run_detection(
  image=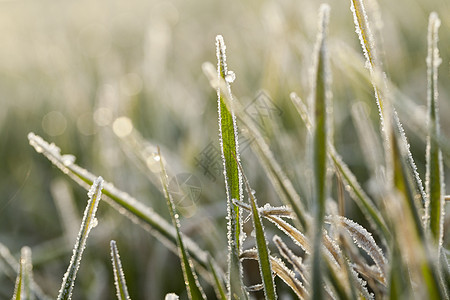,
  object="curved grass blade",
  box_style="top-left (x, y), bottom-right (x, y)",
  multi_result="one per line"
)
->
top-left (12, 247), bottom-right (33, 300)
top-left (215, 35), bottom-right (246, 300)
top-left (57, 176), bottom-right (103, 300)
top-left (290, 92), bottom-right (390, 240)
top-left (240, 249), bottom-right (307, 299)
top-left (110, 240), bottom-right (131, 300)
top-left (273, 236), bottom-right (309, 288)
top-left (326, 216), bottom-right (387, 282)
top-left (350, 0), bottom-right (427, 209)
top-left (27, 133), bottom-right (217, 281)
top-left (202, 62), bottom-right (310, 231)
top-left (425, 12), bottom-right (444, 246)
top-left (158, 149), bottom-right (206, 300)
top-left (310, 5), bottom-right (331, 298)
top-left (236, 160), bottom-right (276, 299)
